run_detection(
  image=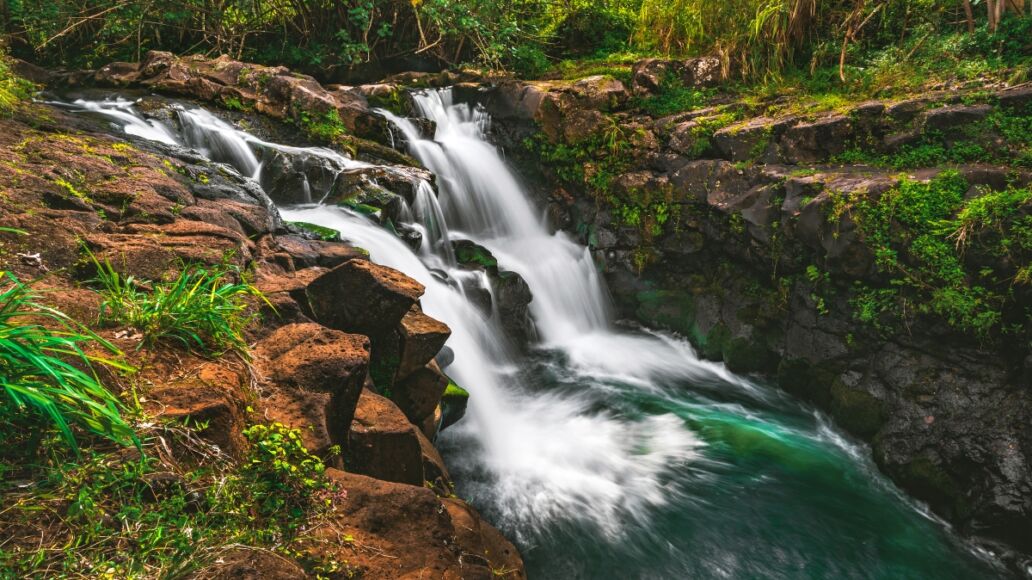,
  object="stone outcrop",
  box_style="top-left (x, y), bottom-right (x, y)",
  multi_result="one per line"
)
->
top-left (474, 73), bottom-right (1032, 561)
